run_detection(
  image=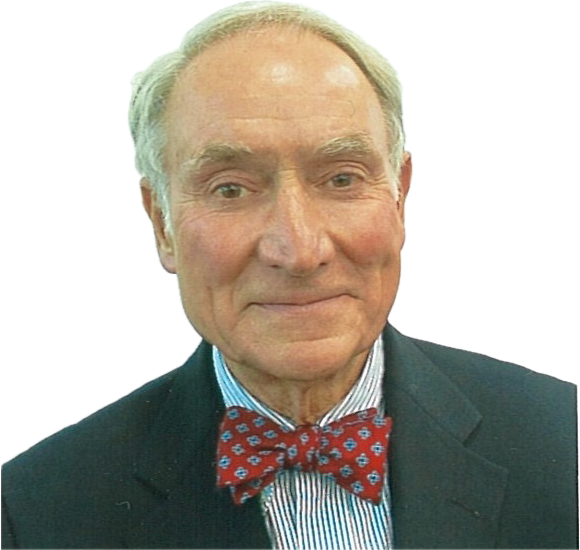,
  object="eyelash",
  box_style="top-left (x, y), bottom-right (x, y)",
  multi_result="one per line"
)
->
top-left (212, 182), bottom-right (248, 199)
top-left (206, 168), bottom-right (368, 200)
top-left (328, 173), bottom-right (358, 188)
